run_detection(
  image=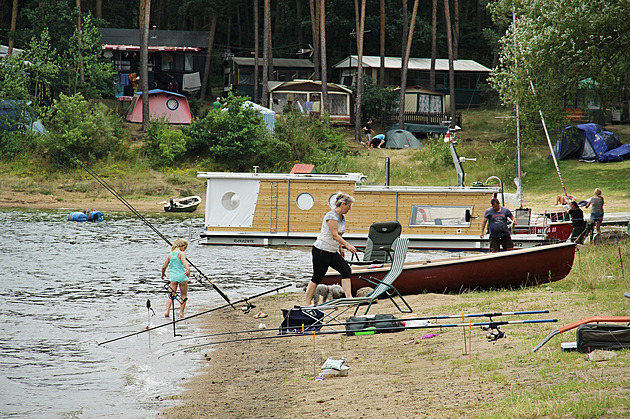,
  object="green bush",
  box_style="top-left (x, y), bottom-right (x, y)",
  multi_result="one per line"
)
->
top-left (183, 91), bottom-right (270, 171)
top-left (143, 120), bottom-right (187, 167)
top-left (43, 93), bottom-right (126, 167)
